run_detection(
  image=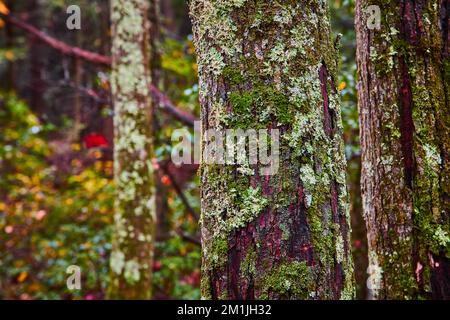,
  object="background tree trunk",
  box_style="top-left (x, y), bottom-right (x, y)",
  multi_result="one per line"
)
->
top-left (27, 0), bottom-right (46, 115)
top-left (108, 0), bottom-right (156, 299)
top-left (3, 0), bottom-right (16, 92)
top-left (72, 31), bottom-right (83, 141)
top-left (190, 0), bottom-right (354, 299)
top-left (356, 0), bottom-right (449, 299)
top-left (149, 0), bottom-right (171, 241)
